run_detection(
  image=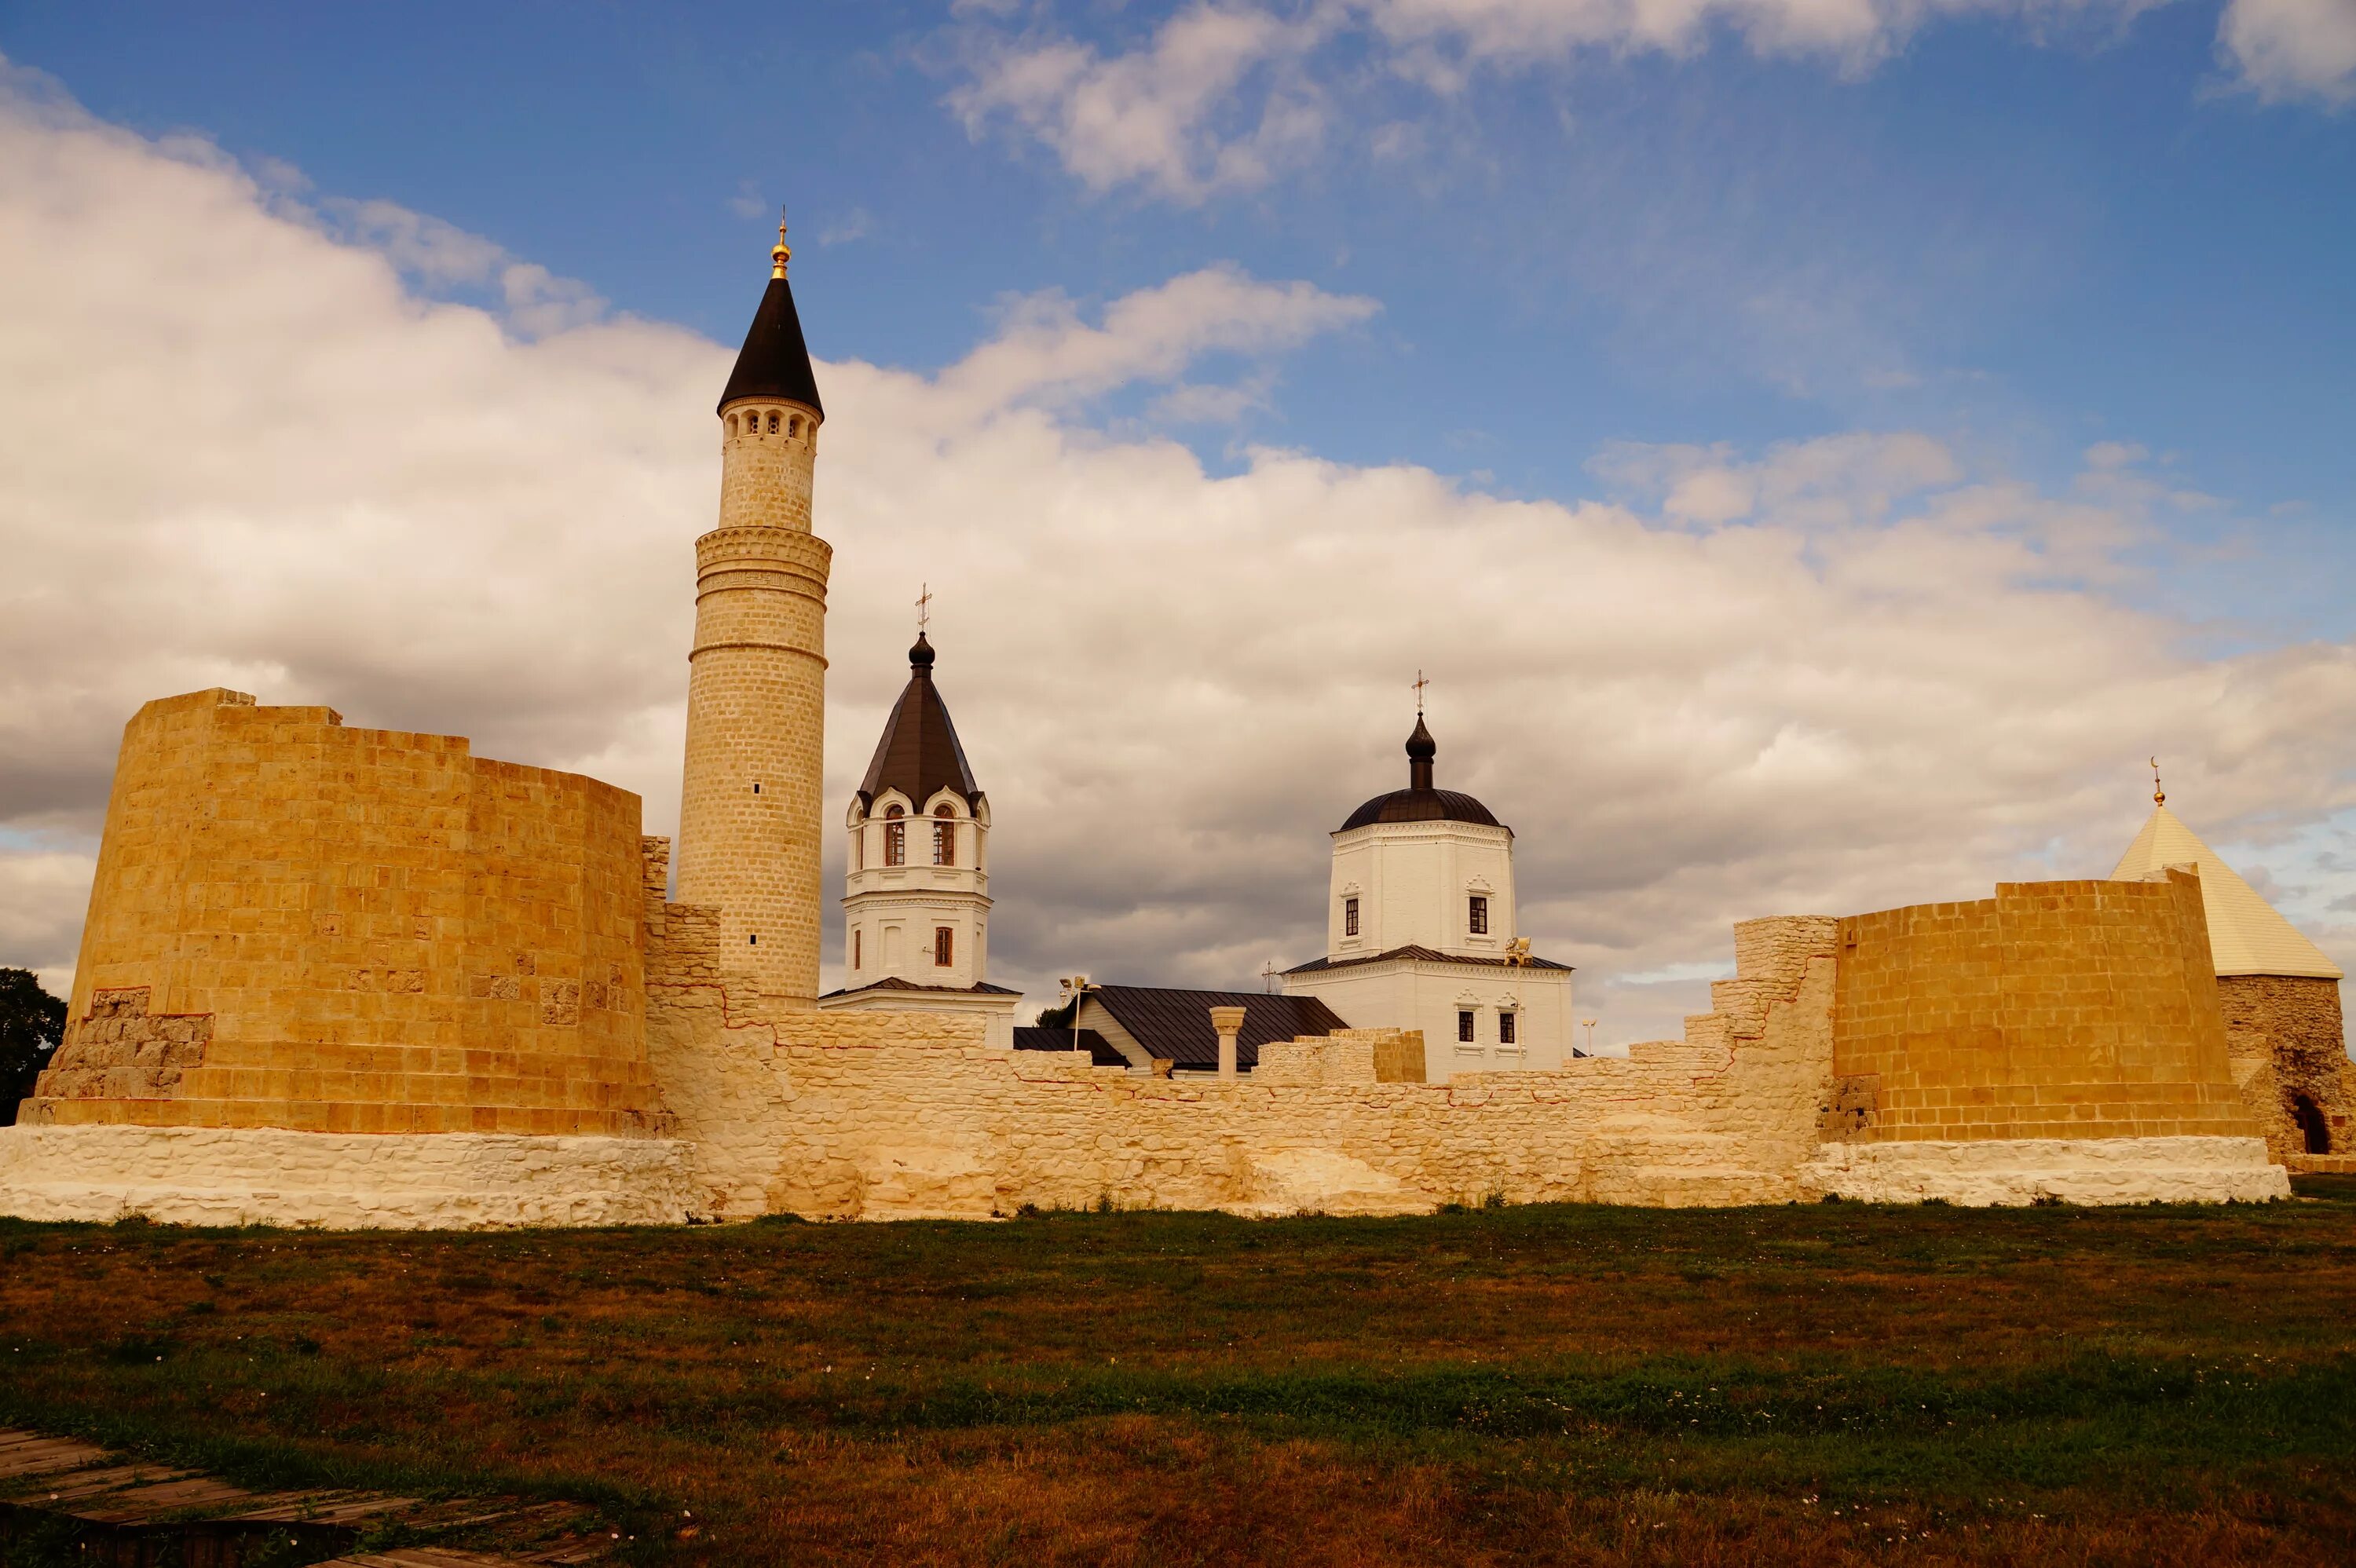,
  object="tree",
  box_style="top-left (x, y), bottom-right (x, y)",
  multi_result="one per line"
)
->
top-left (0, 969), bottom-right (67, 1125)
top-left (1033, 1000), bottom-right (1076, 1029)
